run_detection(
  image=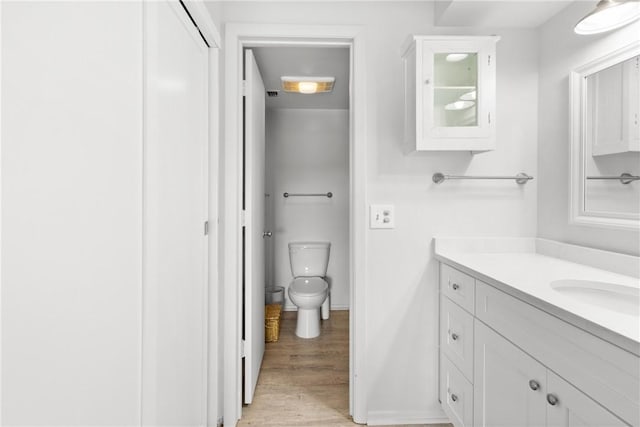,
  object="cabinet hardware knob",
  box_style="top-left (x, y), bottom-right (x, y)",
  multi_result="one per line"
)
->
top-left (451, 333), bottom-right (459, 341)
top-left (425, 79), bottom-right (430, 85)
top-left (546, 394), bottom-right (559, 406)
top-left (451, 393), bottom-right (458, 402)
top-left (528, 380), bottom-right (540, 391)
top-left (263, 231), bottom-right (273, 238)
top-left (452, 283), bottom-right (460, 290)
